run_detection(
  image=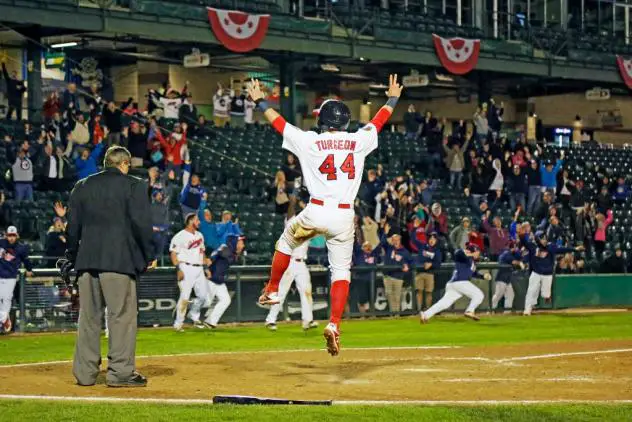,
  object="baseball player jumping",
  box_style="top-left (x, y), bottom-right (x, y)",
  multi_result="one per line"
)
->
top-left (169, 214), bottom-right (211, 332)
top-left (420, 244), bottom-right (491, 323)
top-left (0, 226), bottom-right (33, 334)
top-left (265, 237), bottom-right (317, 331)
top-left (248, 75), bottom-right (402, 356)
